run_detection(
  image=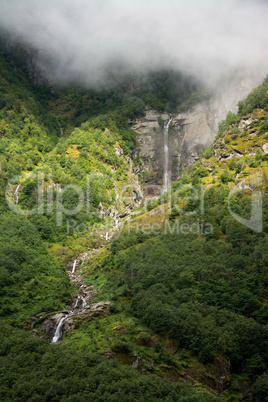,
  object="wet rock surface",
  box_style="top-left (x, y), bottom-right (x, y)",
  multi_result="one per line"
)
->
top-left (26, 258), bottom-right (110, 342)
top-left (130, 75), bottom-right (262, 190)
